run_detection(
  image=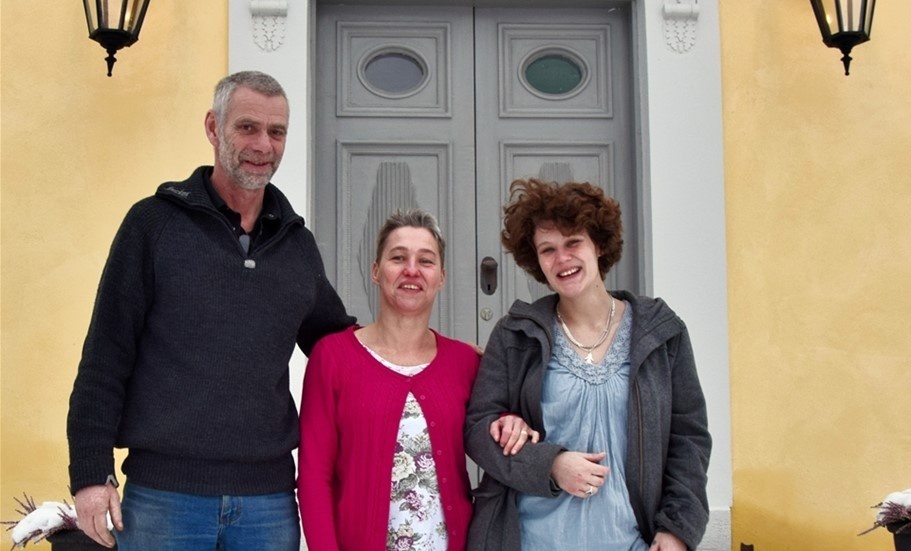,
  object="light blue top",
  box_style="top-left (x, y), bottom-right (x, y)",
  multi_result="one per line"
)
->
top-left (517, 303), bottom-right (648, 551)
